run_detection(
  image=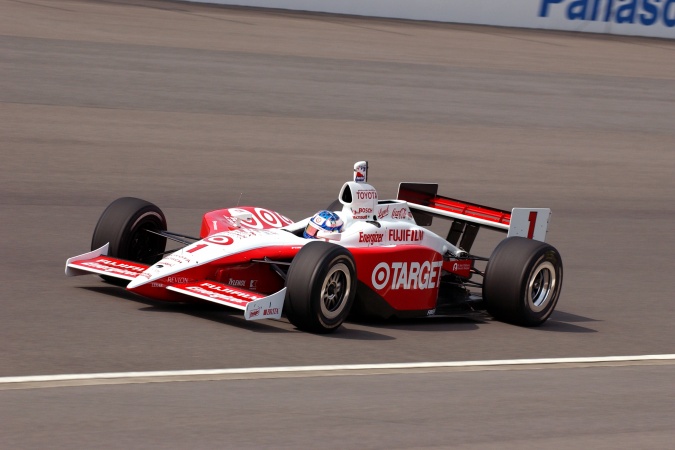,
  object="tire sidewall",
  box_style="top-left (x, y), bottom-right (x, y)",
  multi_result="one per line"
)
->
top-left (91, 197), bottom-right (167, 264)
top-left (516, 246), bottom-right (563, 325)
top-left (285, 241), bottom-right (357, 333)
top-left (309, 253), bottom-right (356, 330)
top-left (483, 237), bottom-right (563, 326)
